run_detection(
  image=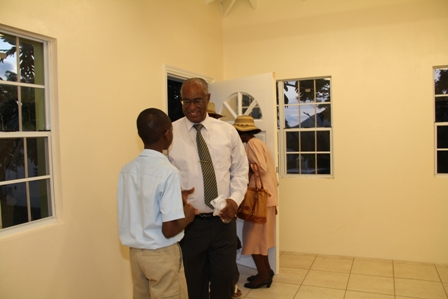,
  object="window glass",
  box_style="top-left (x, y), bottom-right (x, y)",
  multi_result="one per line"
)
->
top-left (21, 87), bottom-right (46, 131)
top-left (29, 179), bottom-right (51, 221)
top-left (20, 38), bottom-right (44, 85)
top-left (0, 182), bottom-right (28, 228)
top-left (27, 137), bottom-right (49, 177)
top-left (0, 84), bottom-right (19, 131)
top-left (0, 33), bottom-right (17, 82)
top-left (0, 138), bottom-right (24, 181)
top-left (437, 151), bottom-right (448, 173)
